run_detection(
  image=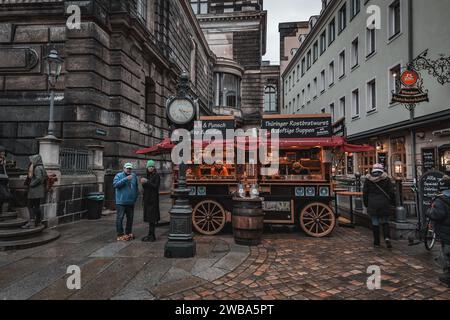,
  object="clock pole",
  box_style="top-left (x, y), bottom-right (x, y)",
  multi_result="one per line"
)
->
top-left (164, 72), bottom-right (197, 258)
